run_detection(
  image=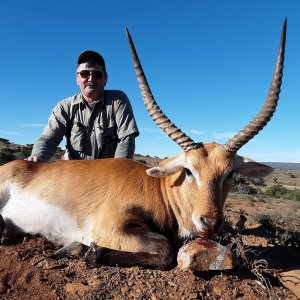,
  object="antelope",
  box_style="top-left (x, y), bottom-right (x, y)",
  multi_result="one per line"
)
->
top-left (0, 20), bottom-right (286, 269)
